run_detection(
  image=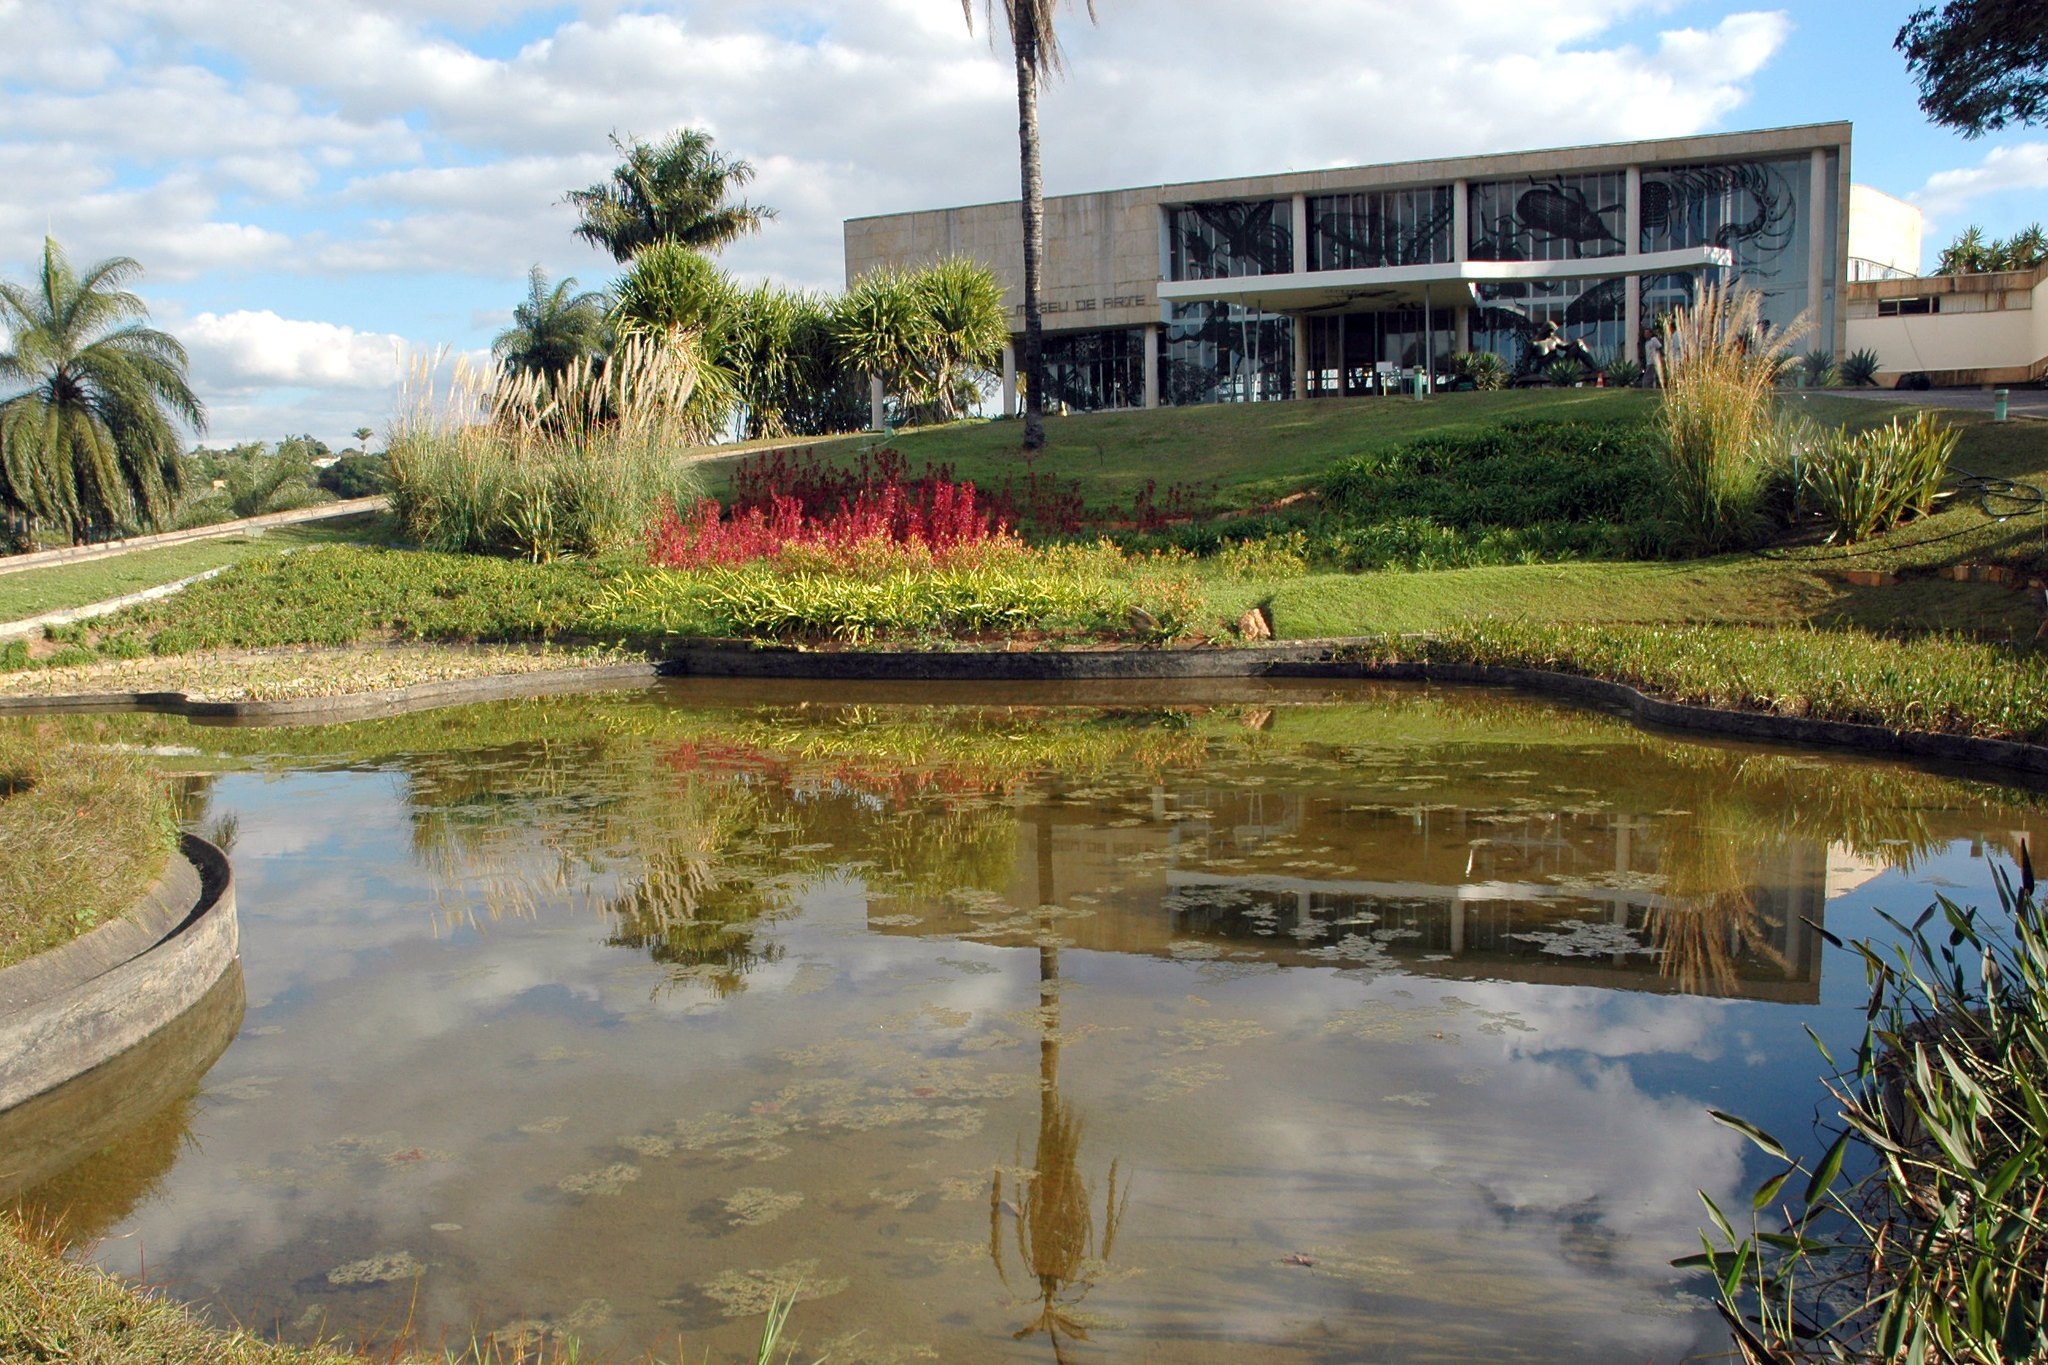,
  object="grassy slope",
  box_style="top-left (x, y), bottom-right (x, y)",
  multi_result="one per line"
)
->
top-left (0, 515), bottom-right (394, 622)
top-left (0, 725), bottom-right (176, 969)
top-left (1192, 399), bottom-right (2048, 639)
top-left (693, 388), bottom-right (1666, 505)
